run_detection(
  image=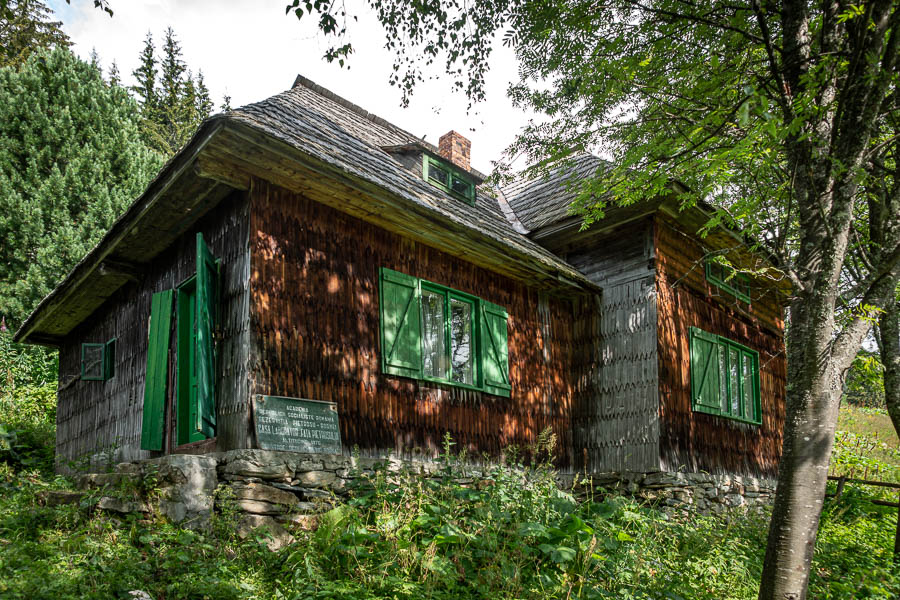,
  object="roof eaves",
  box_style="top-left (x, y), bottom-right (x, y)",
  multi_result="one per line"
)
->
top-left (13, 117), bottom-right (227, 345)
